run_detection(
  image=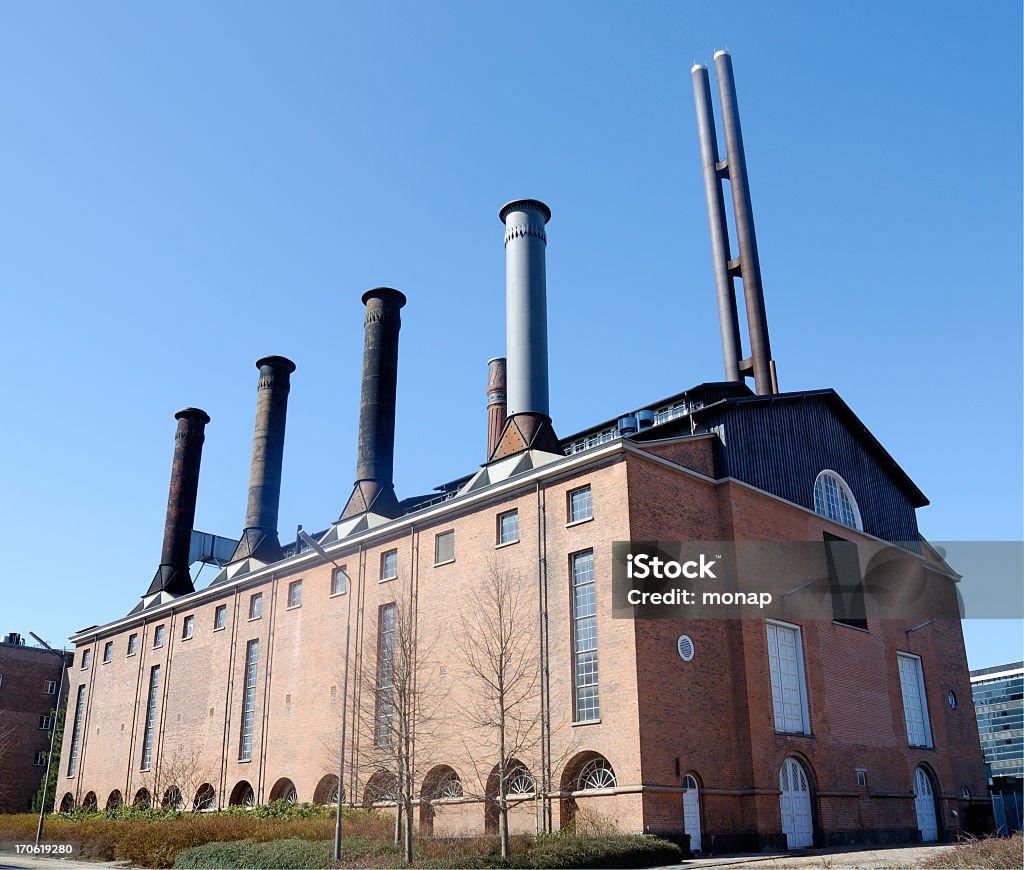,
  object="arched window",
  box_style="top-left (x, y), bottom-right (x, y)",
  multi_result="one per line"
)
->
top-left (507, 764), bottom-right (536, 797)
top-left (269, 778), bottom-right (297, 803)
top-left (813, 470), bottom-right (861, 530)
top-left (577, 757), bottom-right (616, 791)
top-left (229, 780), bottom-right (255, 807)
top-left (82, 792), bottom-right (98, 812)
top-left (133, 788), bottom-right (152, 808)
top-left (162, 786), bottom-right (182, 810)
top-left (59, 793), bottom-right (75, 813)
top-left (194, 784), bottom-right (216, 811)
top-left (105, 790), bottom-right (123, 810)
top-left (313, 774), bottom-right (341, 806)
